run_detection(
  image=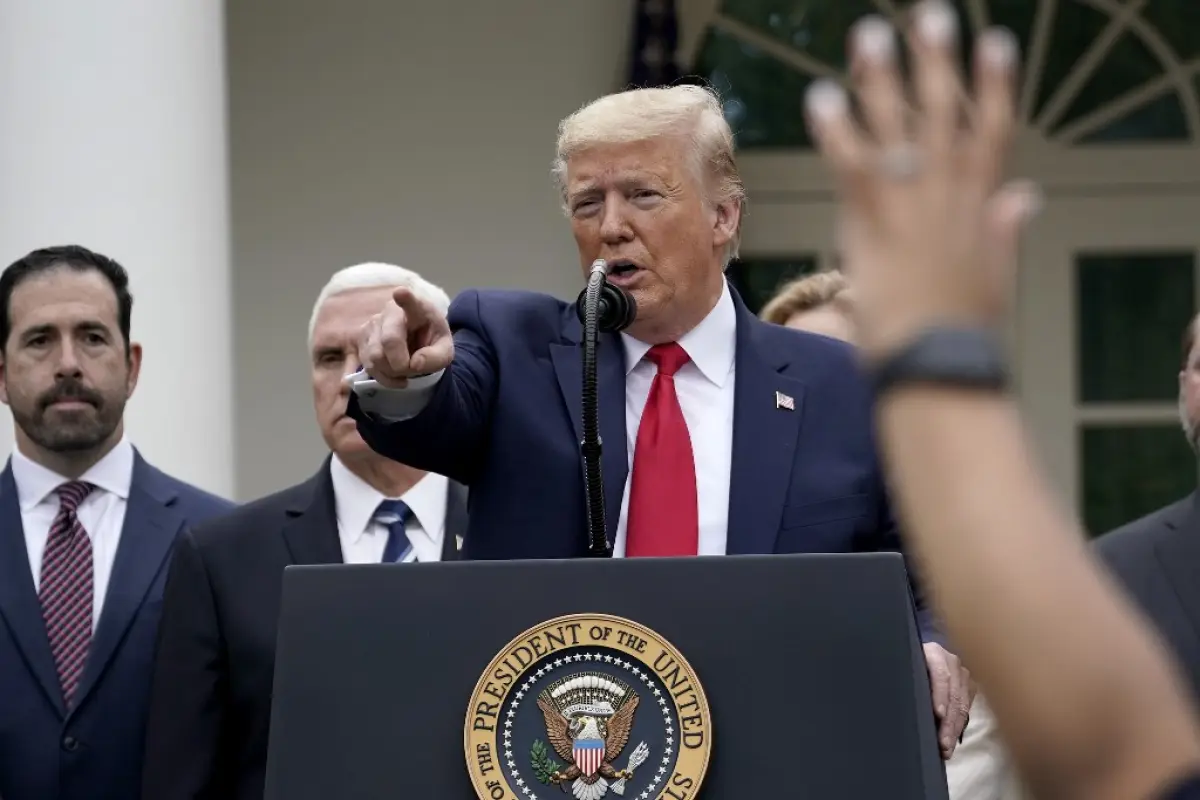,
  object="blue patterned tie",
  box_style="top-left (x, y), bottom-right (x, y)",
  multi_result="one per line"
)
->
top-left (375, 499), bottom-right (413, 563)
